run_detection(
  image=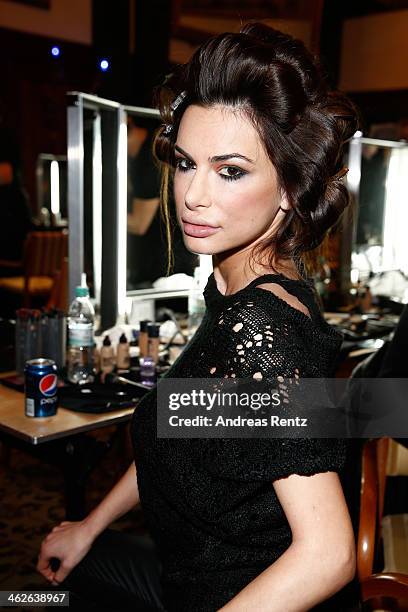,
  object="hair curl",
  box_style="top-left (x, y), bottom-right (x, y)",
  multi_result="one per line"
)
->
top-left (152, 22), bottom-right (360, 276)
